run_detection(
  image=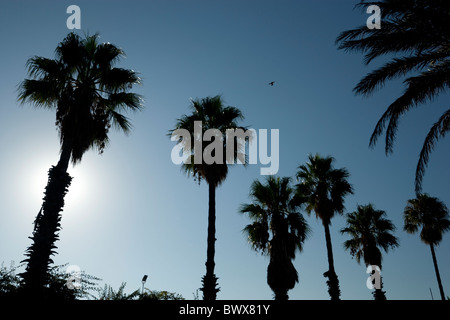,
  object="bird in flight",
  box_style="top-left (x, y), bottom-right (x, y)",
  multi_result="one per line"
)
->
top-left (268, 81), bottom-right (275, 86)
